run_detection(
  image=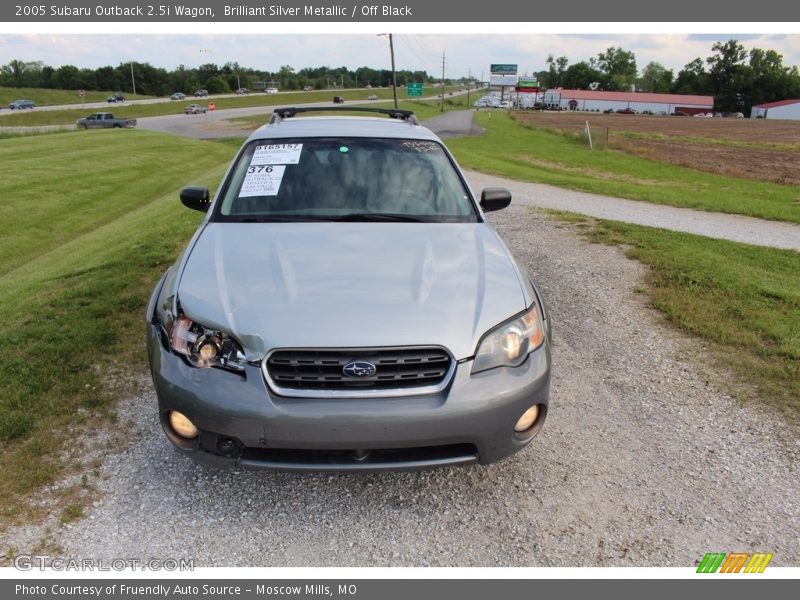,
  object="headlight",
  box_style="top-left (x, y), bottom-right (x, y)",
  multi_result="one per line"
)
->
top-left (472, 304), bottom-right (545, 373)
top-left (170, 315), bottom-right (247, 373)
